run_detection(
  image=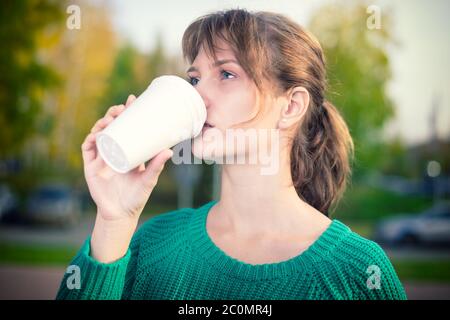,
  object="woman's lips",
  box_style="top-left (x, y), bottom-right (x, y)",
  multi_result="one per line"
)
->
top-left (202, 122), bottom-right (214, 133)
